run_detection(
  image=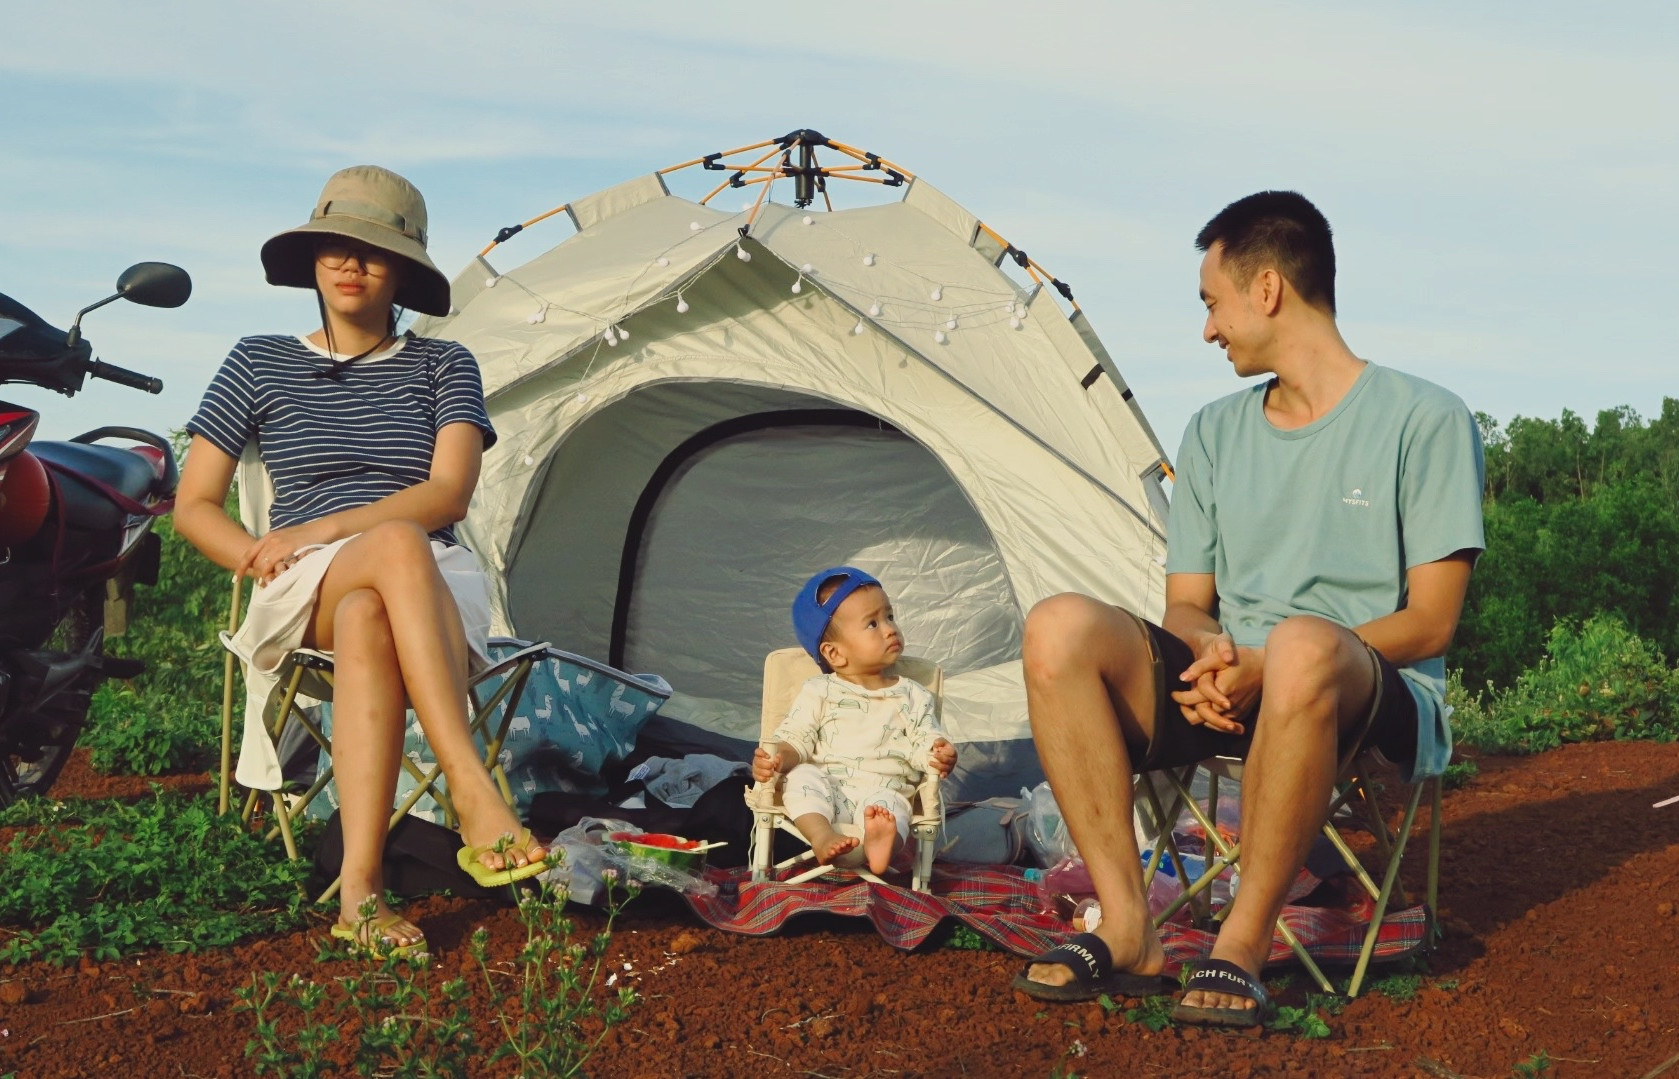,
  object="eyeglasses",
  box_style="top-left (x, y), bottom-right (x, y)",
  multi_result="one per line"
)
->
top-left (317, 241), bottom-right (392, 277)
